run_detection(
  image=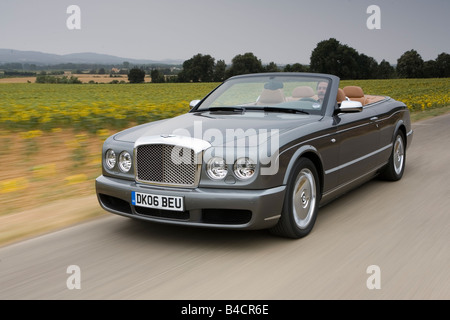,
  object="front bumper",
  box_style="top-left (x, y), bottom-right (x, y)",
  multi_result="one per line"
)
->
top-left (95, 175), bottom-right (286, 230)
